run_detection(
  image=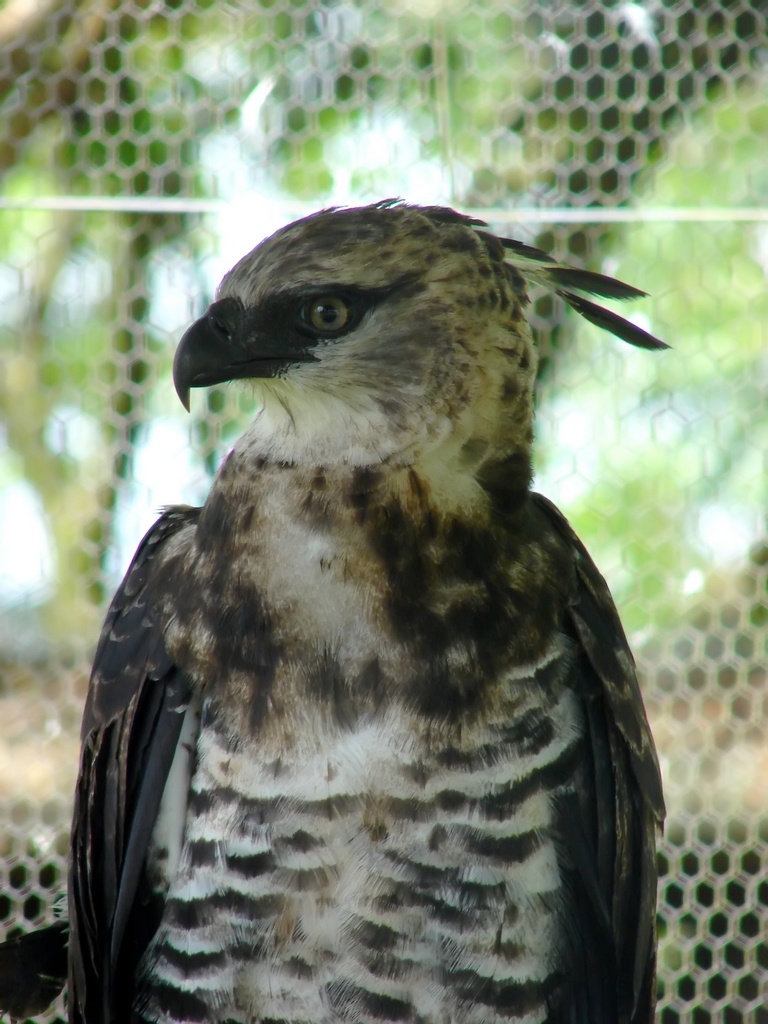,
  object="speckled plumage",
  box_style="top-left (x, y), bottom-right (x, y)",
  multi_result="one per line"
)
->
top-left (0, 203), bottom-right (665, 1024)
